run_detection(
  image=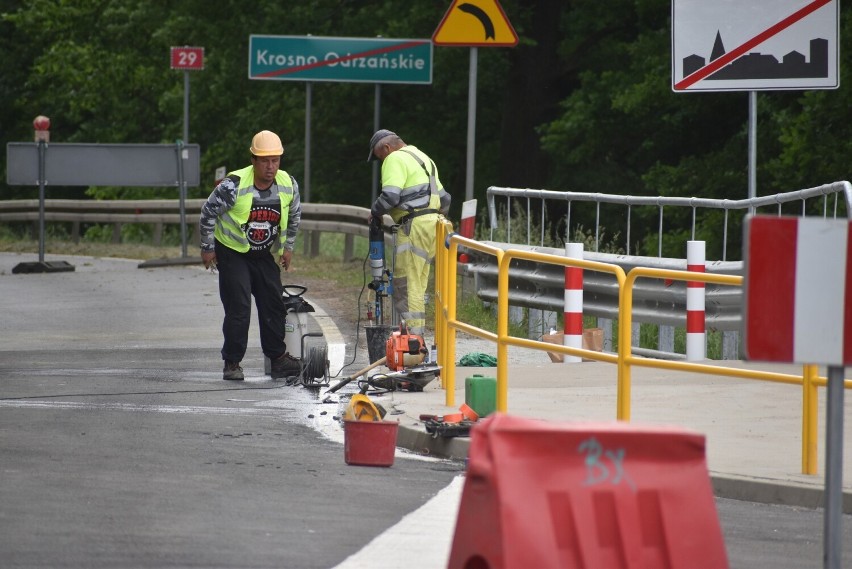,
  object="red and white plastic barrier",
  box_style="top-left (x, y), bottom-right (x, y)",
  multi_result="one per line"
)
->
top-left (686, 240), bottom-right (705, 361)
top-left (448, 414), bottom-right (729, 569)
top-left (563, 243), bottom-right (583, 364)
